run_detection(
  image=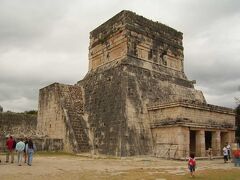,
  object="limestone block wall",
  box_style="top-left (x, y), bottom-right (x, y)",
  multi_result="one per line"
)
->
top-left (0, 112), bottom-right (37, 137)
top-left (180, 106), bottom-right (234, 125)
top-left (126, 21), bottom-right (184, 73)
top-left (151, 126), bottom-right (189, 159)
top-left (33, 138), bottom-right (63, 152)
top-left (78, 66), bottom-right (127, 156)
top-left (85, 11), bottom-right (206, 157)
top-left (0, 112), bottom-right (63, 152)
top-left (89, 29), bottom-right (128, 71)
top-left (37, 83), bottom-right (66, 139)
top-left (76, 58), bottom-right (207, 156)
top-left (37, 83), bottom-right (71, 152)
top-left (78, 60), bottom-right (206, 156)
top-left (123, 10), bottom-right (184, 73)
top-left (89, 10), bottom-right (186, 79)
top-left (89, 11), bottom-right (128, 71)
top-left (123, 63), bottom-right (205, 104)
top-left (37, 83), bottom-right (90, 153)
